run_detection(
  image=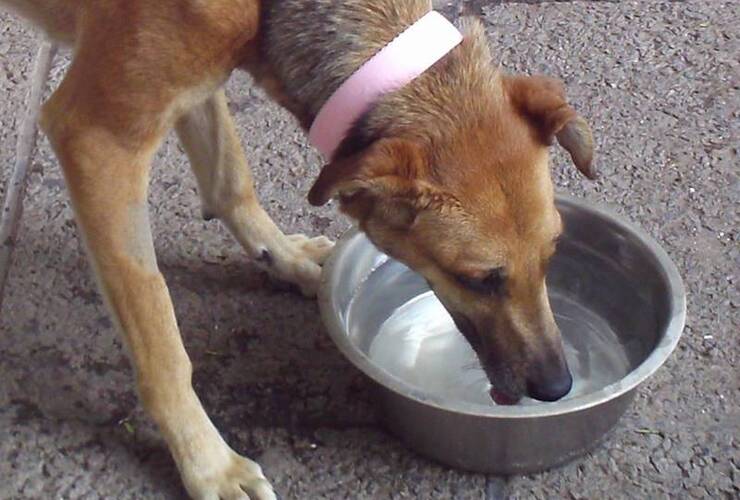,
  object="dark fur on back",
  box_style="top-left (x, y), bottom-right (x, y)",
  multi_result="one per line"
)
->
top-left (253, 0), bottom-right (498, 162)
top-left (260, 0), bottom-right (431, 117)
